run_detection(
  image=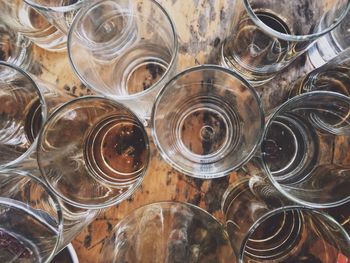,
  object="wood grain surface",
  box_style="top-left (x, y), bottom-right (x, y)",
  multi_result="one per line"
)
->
top-left (25, 0), bottom-right (342, 262)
